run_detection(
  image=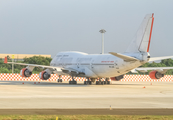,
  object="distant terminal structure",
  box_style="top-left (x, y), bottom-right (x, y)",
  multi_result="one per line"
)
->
top-left (0, 54), bottom-right (51, 61)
